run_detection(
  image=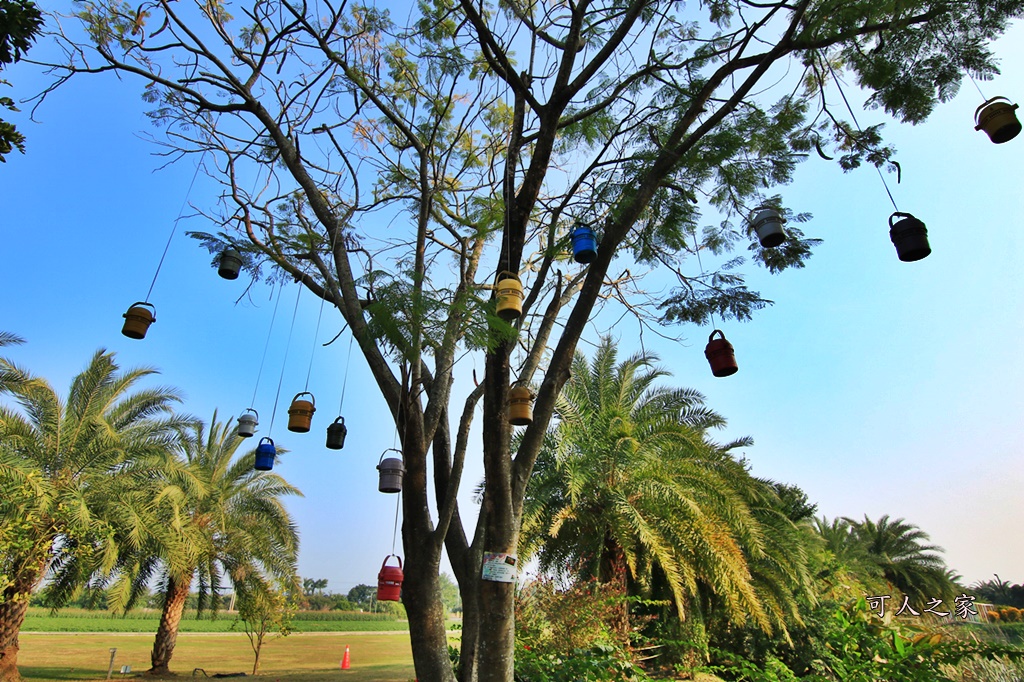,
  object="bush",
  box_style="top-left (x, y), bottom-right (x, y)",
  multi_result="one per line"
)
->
top-left (513, 576), bottom-right (646, 682)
